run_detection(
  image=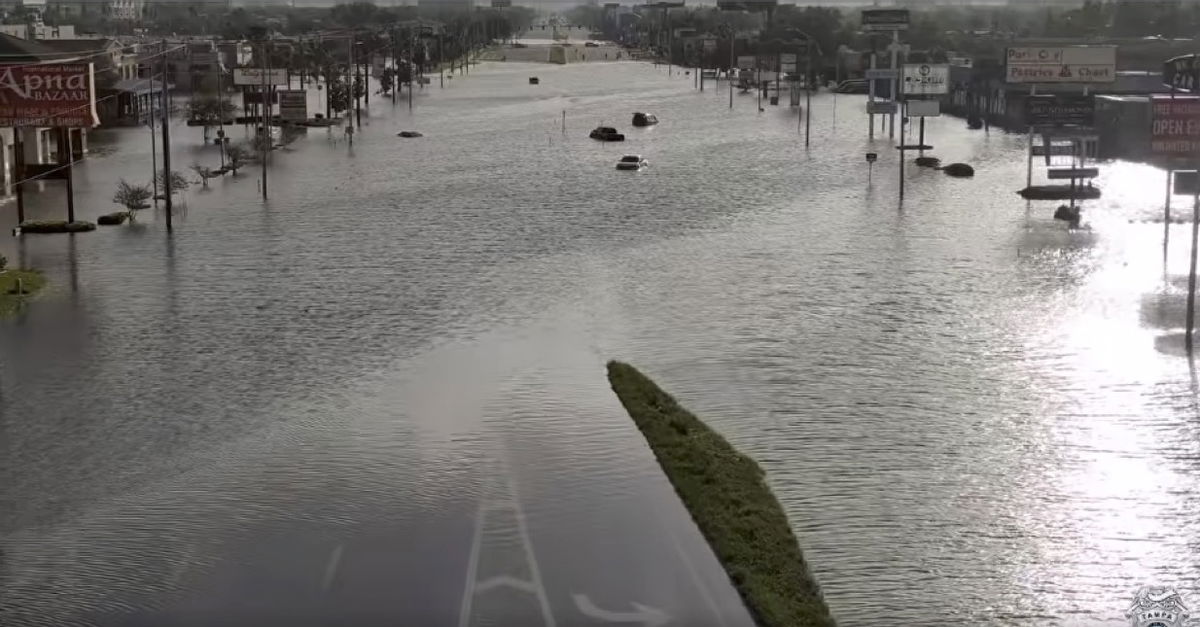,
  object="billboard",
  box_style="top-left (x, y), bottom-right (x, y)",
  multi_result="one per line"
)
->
top-left (234, 67), bottom-right (288, 86)
top-left (278, 90), bottom-right (306, 121)
top-left (902, 63), bottom-right (948, 95)
top-left (861, 9), bottom-right (909, 31)
top-left (737, 55), bottom-right (755, 69)
top-left (1151, 96), bottom-right (1200, 156)
top-left (1024, 95), bottom-right (1095, 127)
top-left (1005, 46), bottom-right (1116, 84)
top-left (0, 63), bottom-right (98, 127)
